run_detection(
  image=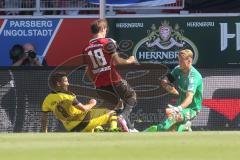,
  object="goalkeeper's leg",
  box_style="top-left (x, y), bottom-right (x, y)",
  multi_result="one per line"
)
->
top-left (177, 108), bottom-right (197, 132)
top-left (144, 118), bottom-right (176, 132)
top-left (144, 108), bottom-right (183, 132)
top-left (177, 121), bottom-right (192, 132)
top-left (143, 125), bottom-right (158, 132)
